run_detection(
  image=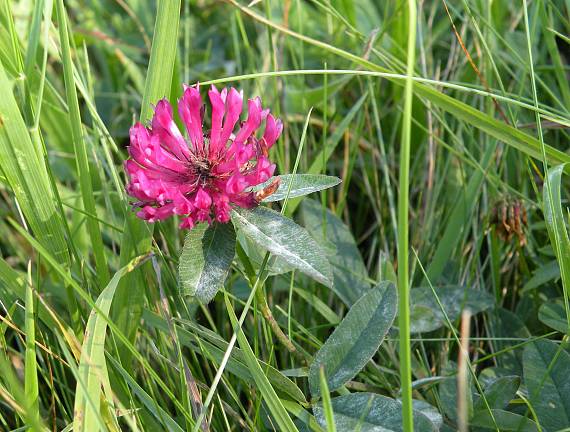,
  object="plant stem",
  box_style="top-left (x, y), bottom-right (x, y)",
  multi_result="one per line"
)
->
top-left (236, 243), bottom-right (307, 363)
top-left (193, 252), bottom-right (270, 432)
top-left (397, 1), bottom-right (417, 431)
top-left (254, 285), bottom-right (307, 363)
